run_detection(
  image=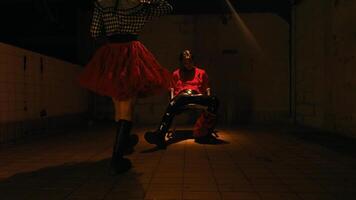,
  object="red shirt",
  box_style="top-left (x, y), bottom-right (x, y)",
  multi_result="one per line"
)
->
top-left (172, 67), bottom-right (209, 96)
